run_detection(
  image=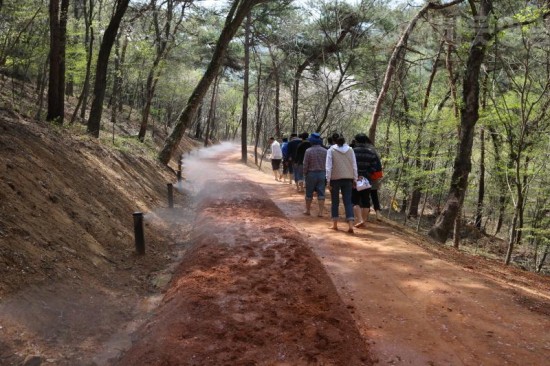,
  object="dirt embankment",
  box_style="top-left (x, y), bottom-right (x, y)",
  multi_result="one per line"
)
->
top-left (0, 113), bottom-right (198, 364)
